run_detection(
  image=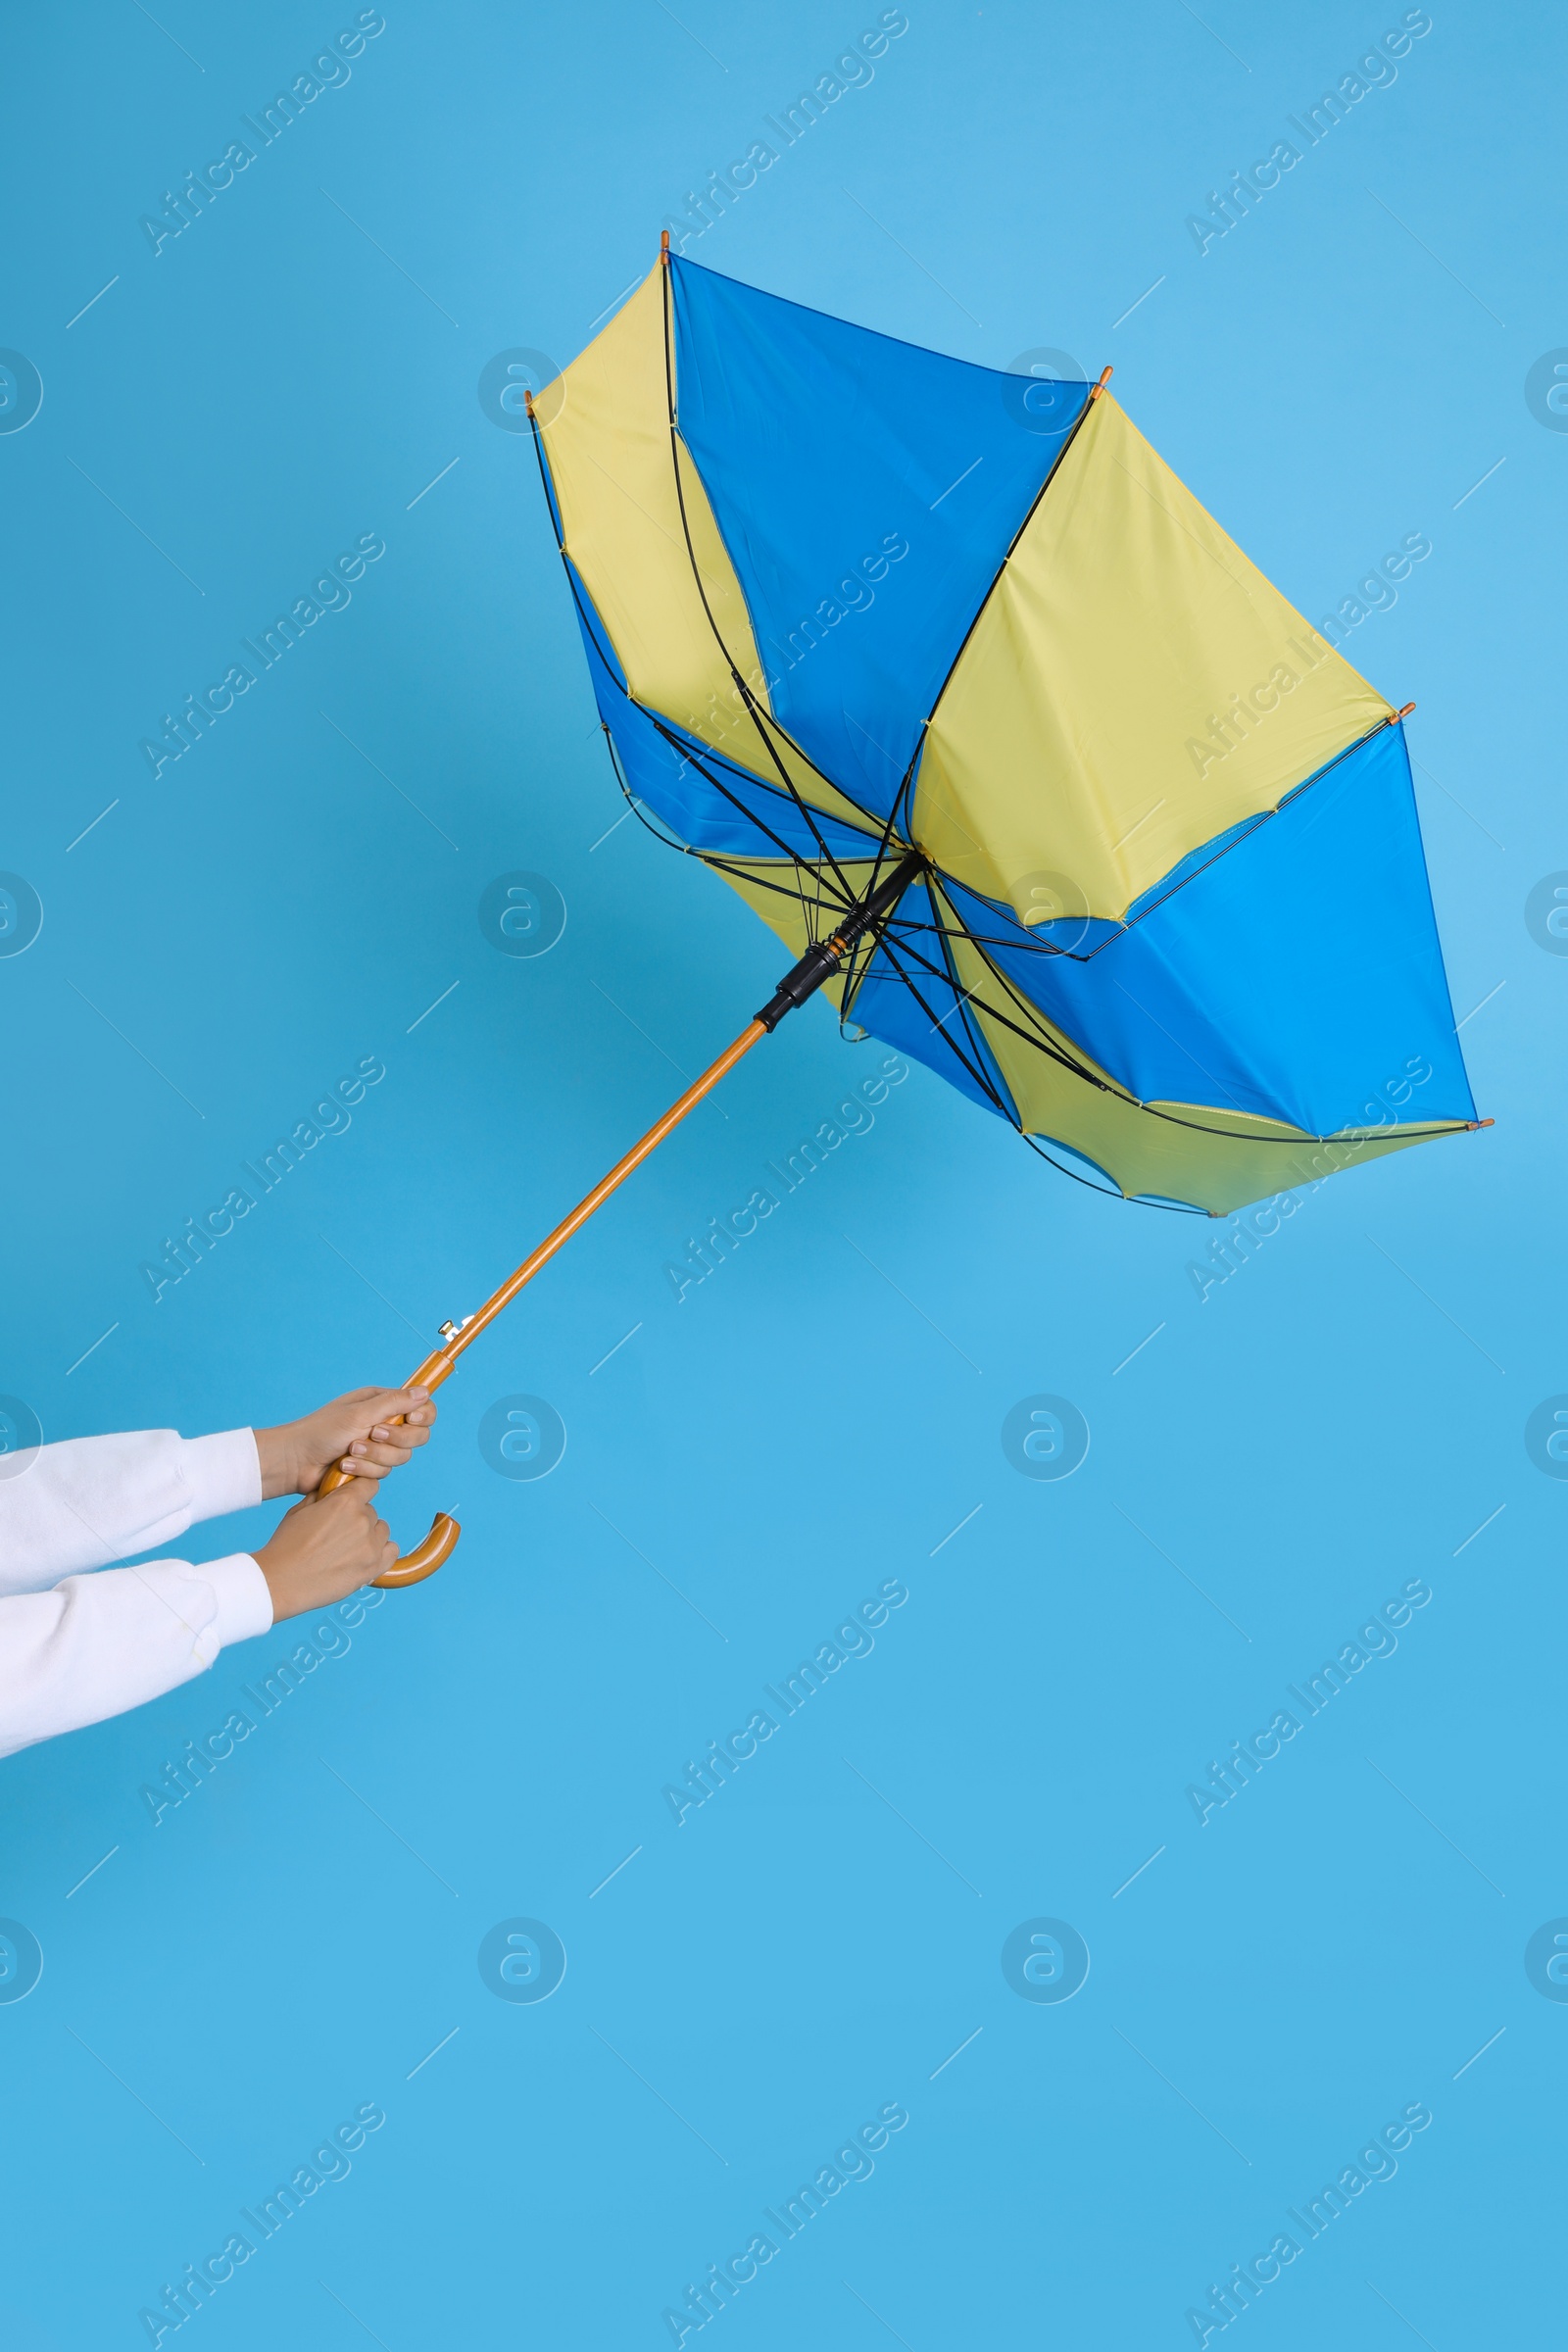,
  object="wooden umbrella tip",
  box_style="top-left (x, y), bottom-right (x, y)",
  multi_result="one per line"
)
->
top-left (1090, 365), bottom-right (1113, 401)
top-left (1396, 701), bottom-right (1416, 718)
top-left (661, 228), bottom-right (670, 263)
